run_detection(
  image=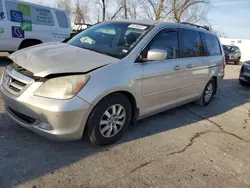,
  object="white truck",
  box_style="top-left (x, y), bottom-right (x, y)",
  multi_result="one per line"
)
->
top-left (0, 0), bottom-right (71, 52)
